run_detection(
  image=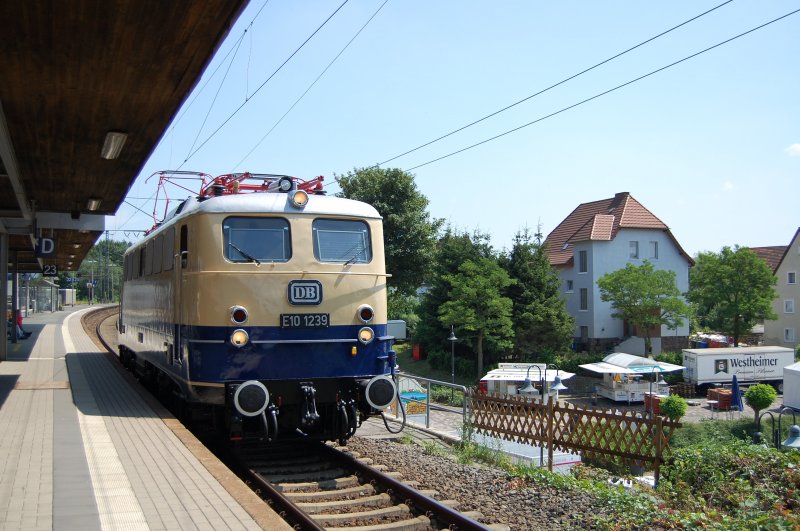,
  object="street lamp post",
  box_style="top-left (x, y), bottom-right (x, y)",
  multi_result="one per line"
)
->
top-left (85, 260), bottom-right (96, 305)
top-left (447, 326), bottom-right (457, 386)
top-left (648, 366), bottom-right (667, 417)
